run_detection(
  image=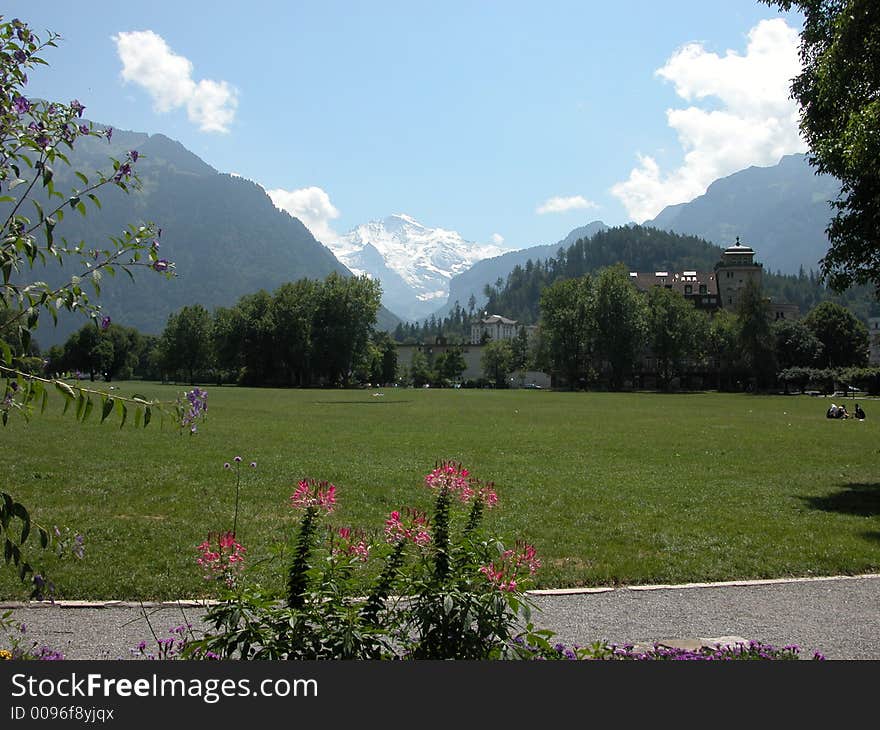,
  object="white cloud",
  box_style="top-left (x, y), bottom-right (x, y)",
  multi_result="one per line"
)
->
top-left (536, 195), bottom-right (598, 215)
top-left (611, 18), bottom-right (806, 222)
top-left (267, 186), bottom-right (341, 244)
top-left (113, 30), bottom-right (238, 133)
top-left (491, 233), bottom-right (505, 246)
